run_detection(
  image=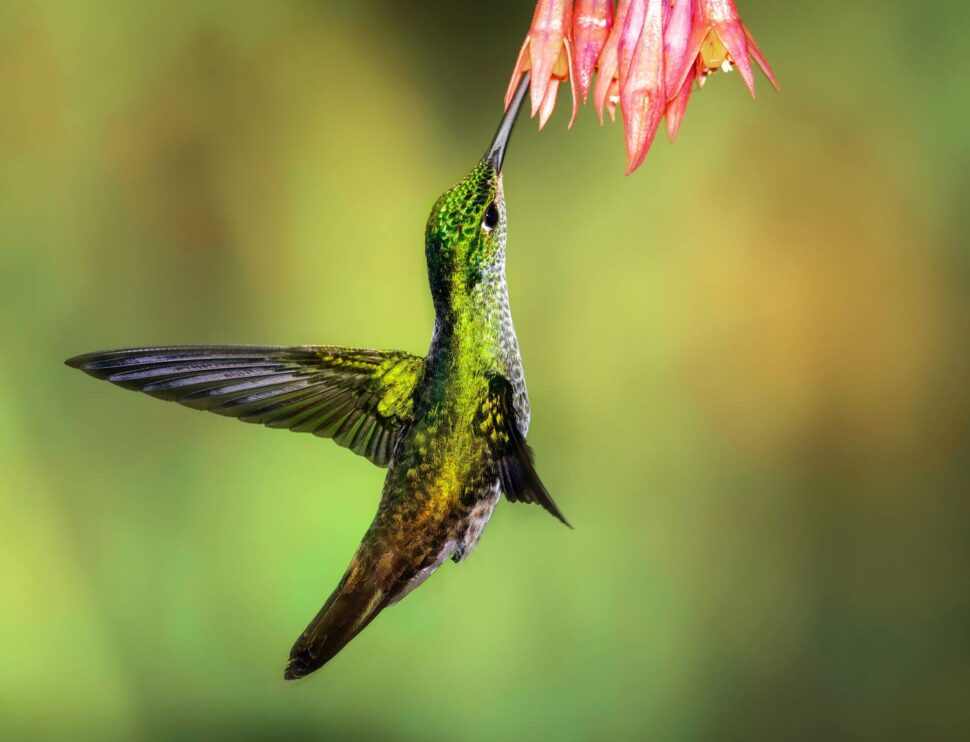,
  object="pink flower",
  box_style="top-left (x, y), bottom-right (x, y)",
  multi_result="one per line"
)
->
top-left (505, 0), bottom-right (778, 172)
top-left (505, 0), bottom-right (578, 129)
top-left (667, 0), bottom-right (778, 102)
